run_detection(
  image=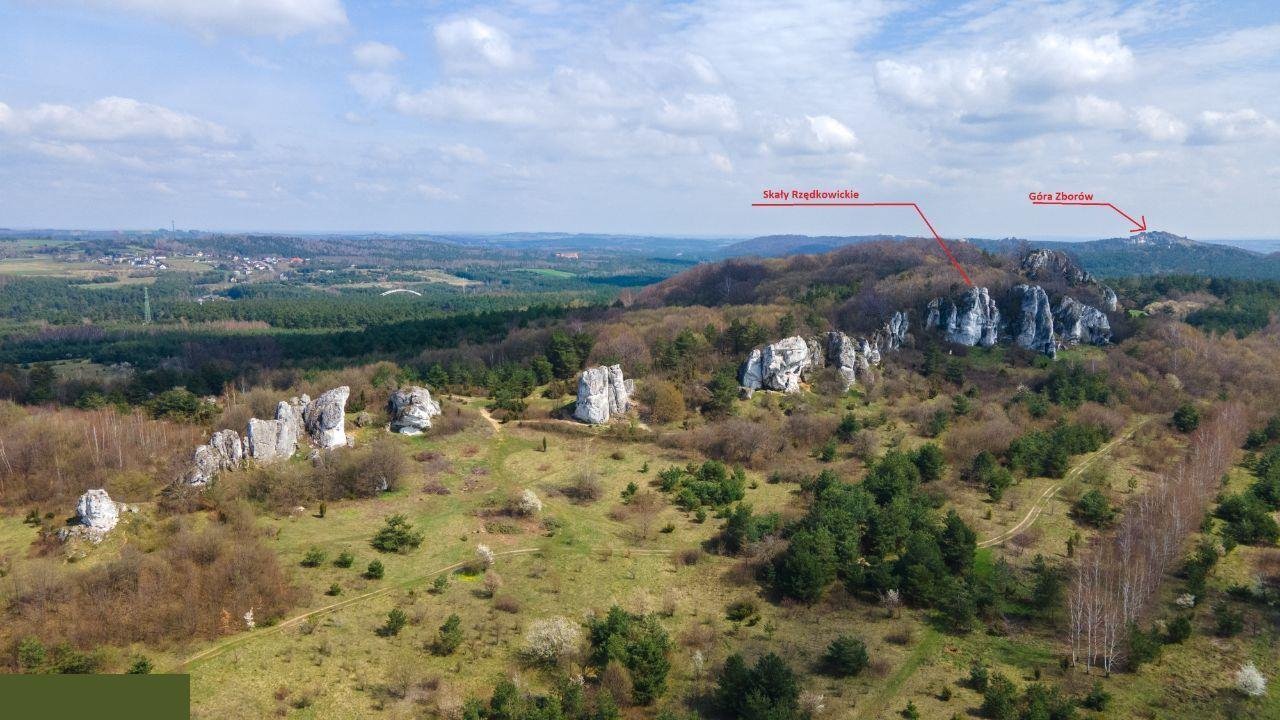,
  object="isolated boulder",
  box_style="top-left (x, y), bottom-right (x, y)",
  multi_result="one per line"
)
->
top-left (739, 336), bottom-right (814, 393)
top-left (304, 386), bottom-right (349, 449)
top-left (574, 365), bottom-right (633, 424)
top-left (246, 402), bottom-right (300, 463)
top-left (927, 287), bottom-right (1000, 347)
top-left (1056, 296), bottom-right (1112, 346)
top-left (387, 386), bottom-right (442, 435)
top-left (75, 488), bottom-right (119, 532)
top-left (1012, 285), bottom-right (1057, 357)
top-left (185, 429), bottom-right (244, 486)
top-left (1021, 248), bottom-right (1093, 285)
